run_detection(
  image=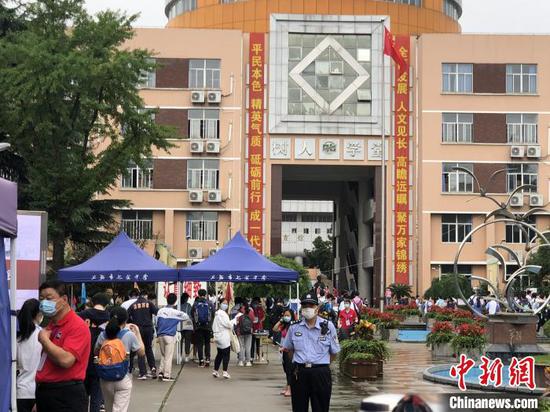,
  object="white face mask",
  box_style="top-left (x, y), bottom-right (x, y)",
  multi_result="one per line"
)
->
top-left (220, 303), bottom-right (228, 311)
top-left (319, 297), bottom-right (326, 303)
top-left (344, 303), bottom-right (351, 309)
top-left (301, 308), bottom-right (316, 320)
